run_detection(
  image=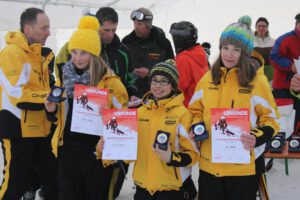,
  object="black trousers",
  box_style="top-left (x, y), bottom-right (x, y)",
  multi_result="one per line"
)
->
top-left (198, 170), bottom-right (259, 200)
top-left (57, 145), bottom-right (113, 200)
top-left (0, 136), bottom-right (58, 200)
top-left (134, 185), bottom-right (181, 200)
